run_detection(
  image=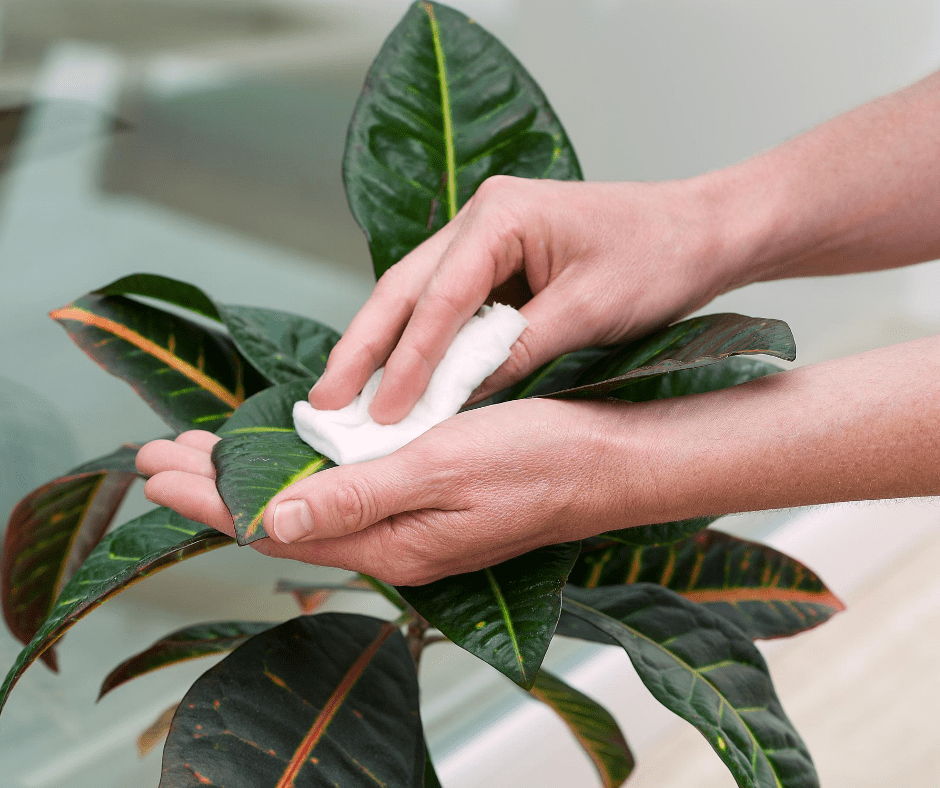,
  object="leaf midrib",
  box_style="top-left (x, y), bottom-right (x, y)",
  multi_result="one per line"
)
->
top-left (424, 3), bottom-right (457, 219)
